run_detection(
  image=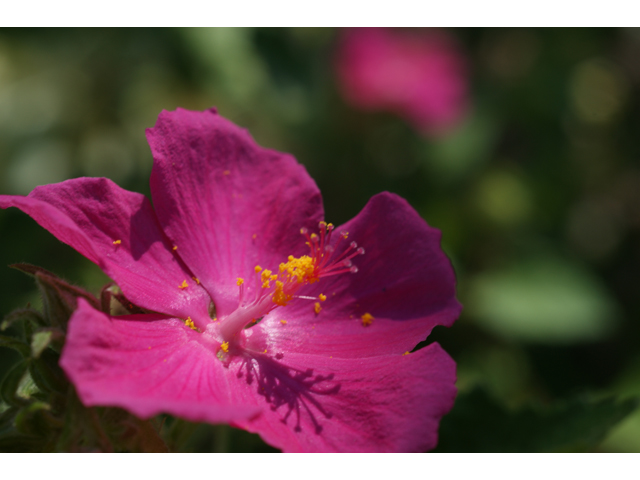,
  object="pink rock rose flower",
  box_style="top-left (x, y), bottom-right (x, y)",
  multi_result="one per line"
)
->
top-left (0, 108), bottom-right (461, 452)
top-left (335, 27), bottom-right (468, 137)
